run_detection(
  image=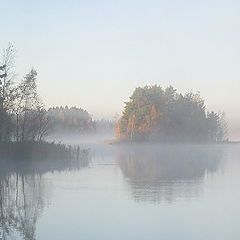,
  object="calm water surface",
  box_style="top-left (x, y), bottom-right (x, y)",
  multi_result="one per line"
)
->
top-left (1, 144), bottom-right (240, 240)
